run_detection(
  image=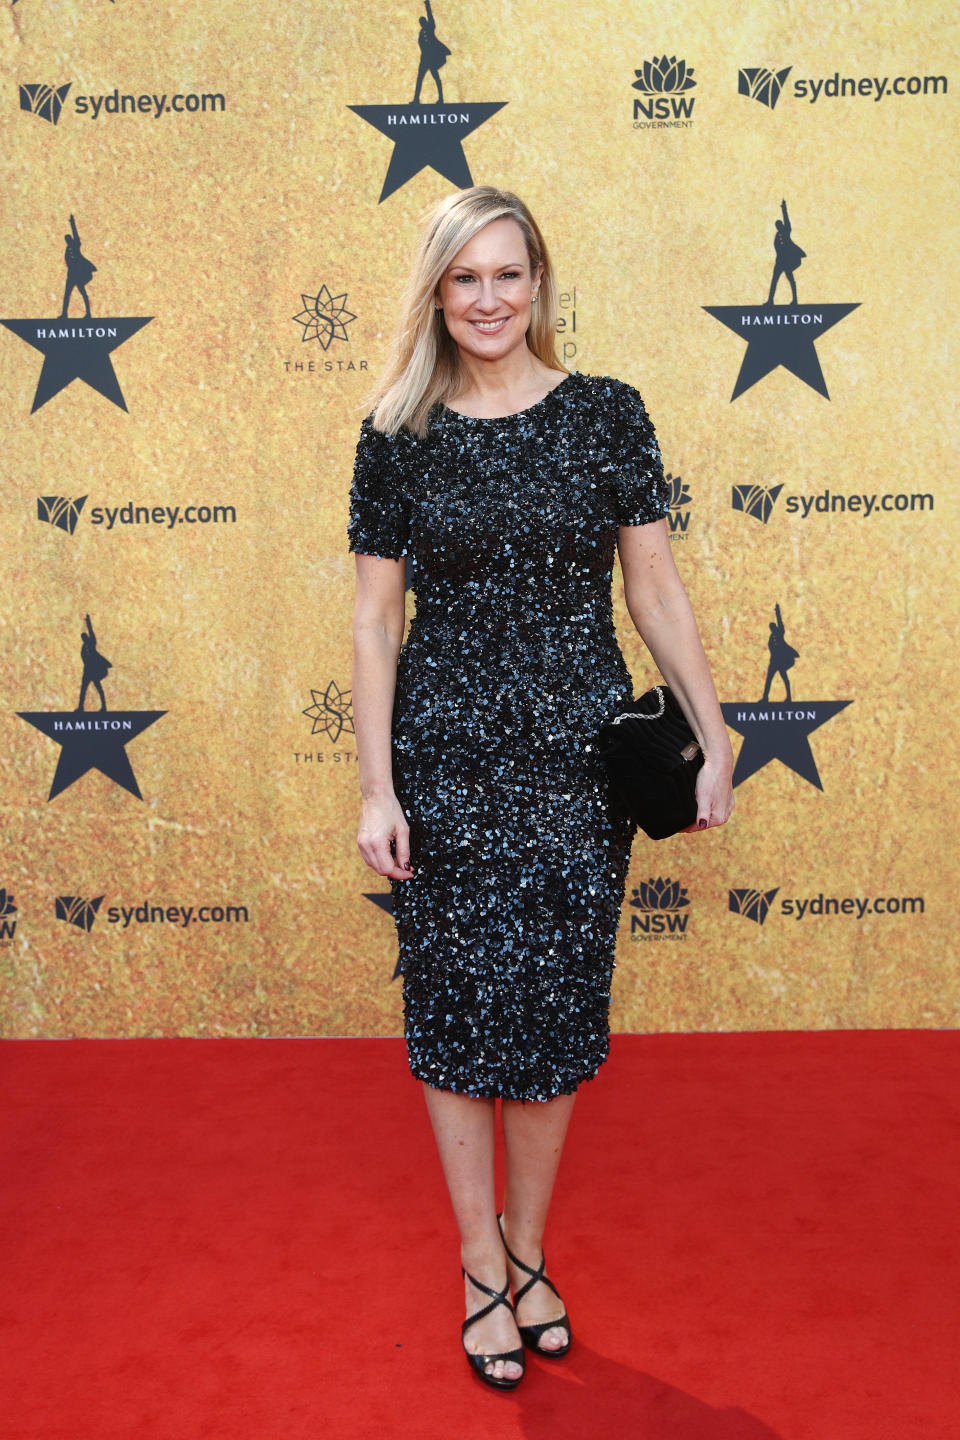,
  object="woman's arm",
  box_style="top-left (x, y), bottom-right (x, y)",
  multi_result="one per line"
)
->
top-left (352, 553), bottom-right (415, 878)
top-left (618, 519), bottom-right (734, 830)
